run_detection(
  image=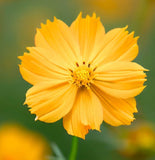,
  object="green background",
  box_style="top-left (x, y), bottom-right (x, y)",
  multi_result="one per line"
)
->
top-left (0, 0), bottom-right (155, 159)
